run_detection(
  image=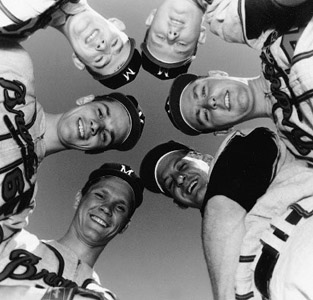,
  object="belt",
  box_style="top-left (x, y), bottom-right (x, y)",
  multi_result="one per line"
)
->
top-left (254, 209), bottom-right (302, 299)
